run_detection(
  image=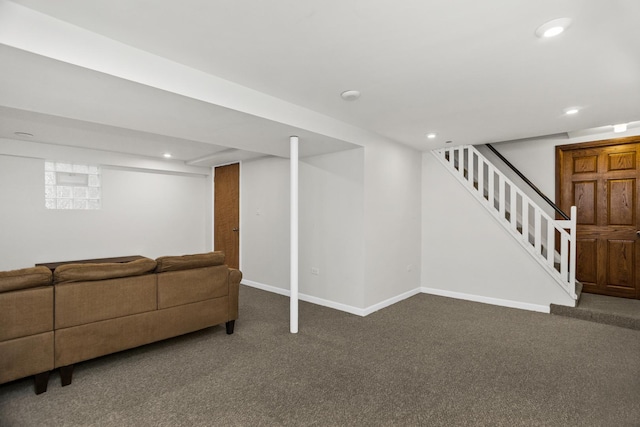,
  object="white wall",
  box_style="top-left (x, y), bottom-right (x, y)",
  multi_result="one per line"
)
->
top-left (0, 142), bottom-right (211, 270)
top-left (300, 148), bottom-right (365, 309)
top-left (363, 140), bottom-right (422, 308)
top-left (240, 156), bottom-right (290, 290)
top-left (241, 140), bottom-right (423, 314)
top-left (241, 148), bottom-right (366, 310)
top-left (421, 152), bottom-right (575, 311)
